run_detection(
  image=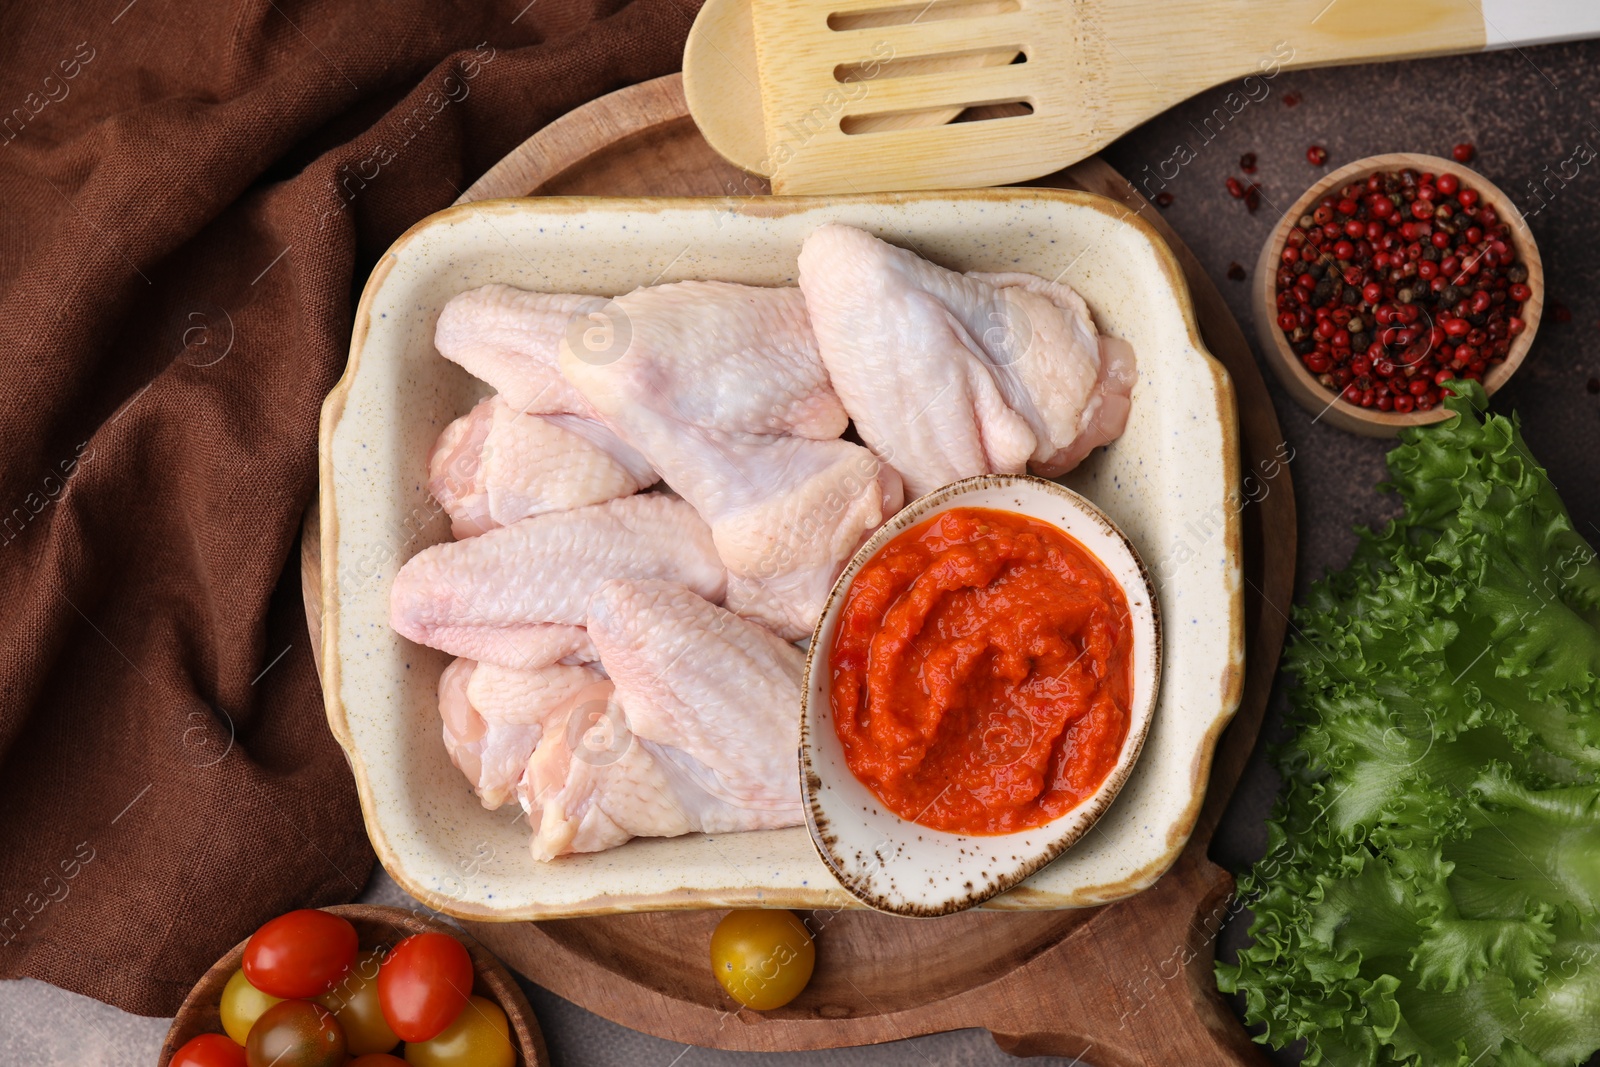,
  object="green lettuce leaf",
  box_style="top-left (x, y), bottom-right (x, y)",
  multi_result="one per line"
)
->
top-left (1218, 382), bottom-right (1600, 1066)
